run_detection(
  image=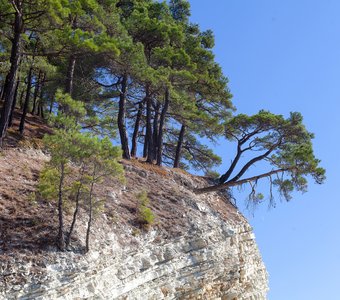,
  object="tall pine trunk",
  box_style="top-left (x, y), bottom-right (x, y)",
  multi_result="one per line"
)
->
top-left (153, 101), bottom-right (160, 161)
top-left (0, 2), bottom-right (22, 147)
top-left (31, 71), bottom-right (41, 114)
top-left (65, 55), bottom-right (76, 96)
top-left (59, 54), bottom-right (76, 113)
top-left (19, 86), bottom-right (25, 109)
top-left (19, 35), bottom-right (38, 134)
top-left (143, 128), bottom-right (148, 158)
top-left (117, 75), bottom-right (131, 159)
top-left (19, 67), bottom-right (33, 135)
top-left (0, 83), bottom-right (5, 101)
top-left (145, 85), bottom-right (154, 163)
top-left (37, 73), bottom-right (46, 118)
top-left (131, 101), bottom-right (144, 157)
top-left (174, 123), bottom-right (186, 168)
top-left (38, 101), bottom-right (45, 119)
top-left (8, 76), bottom-right (20, 127)
top-left (49, 98), bottom-right (54, 114)
top-left (156, 88), bottom-right (170, 166)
